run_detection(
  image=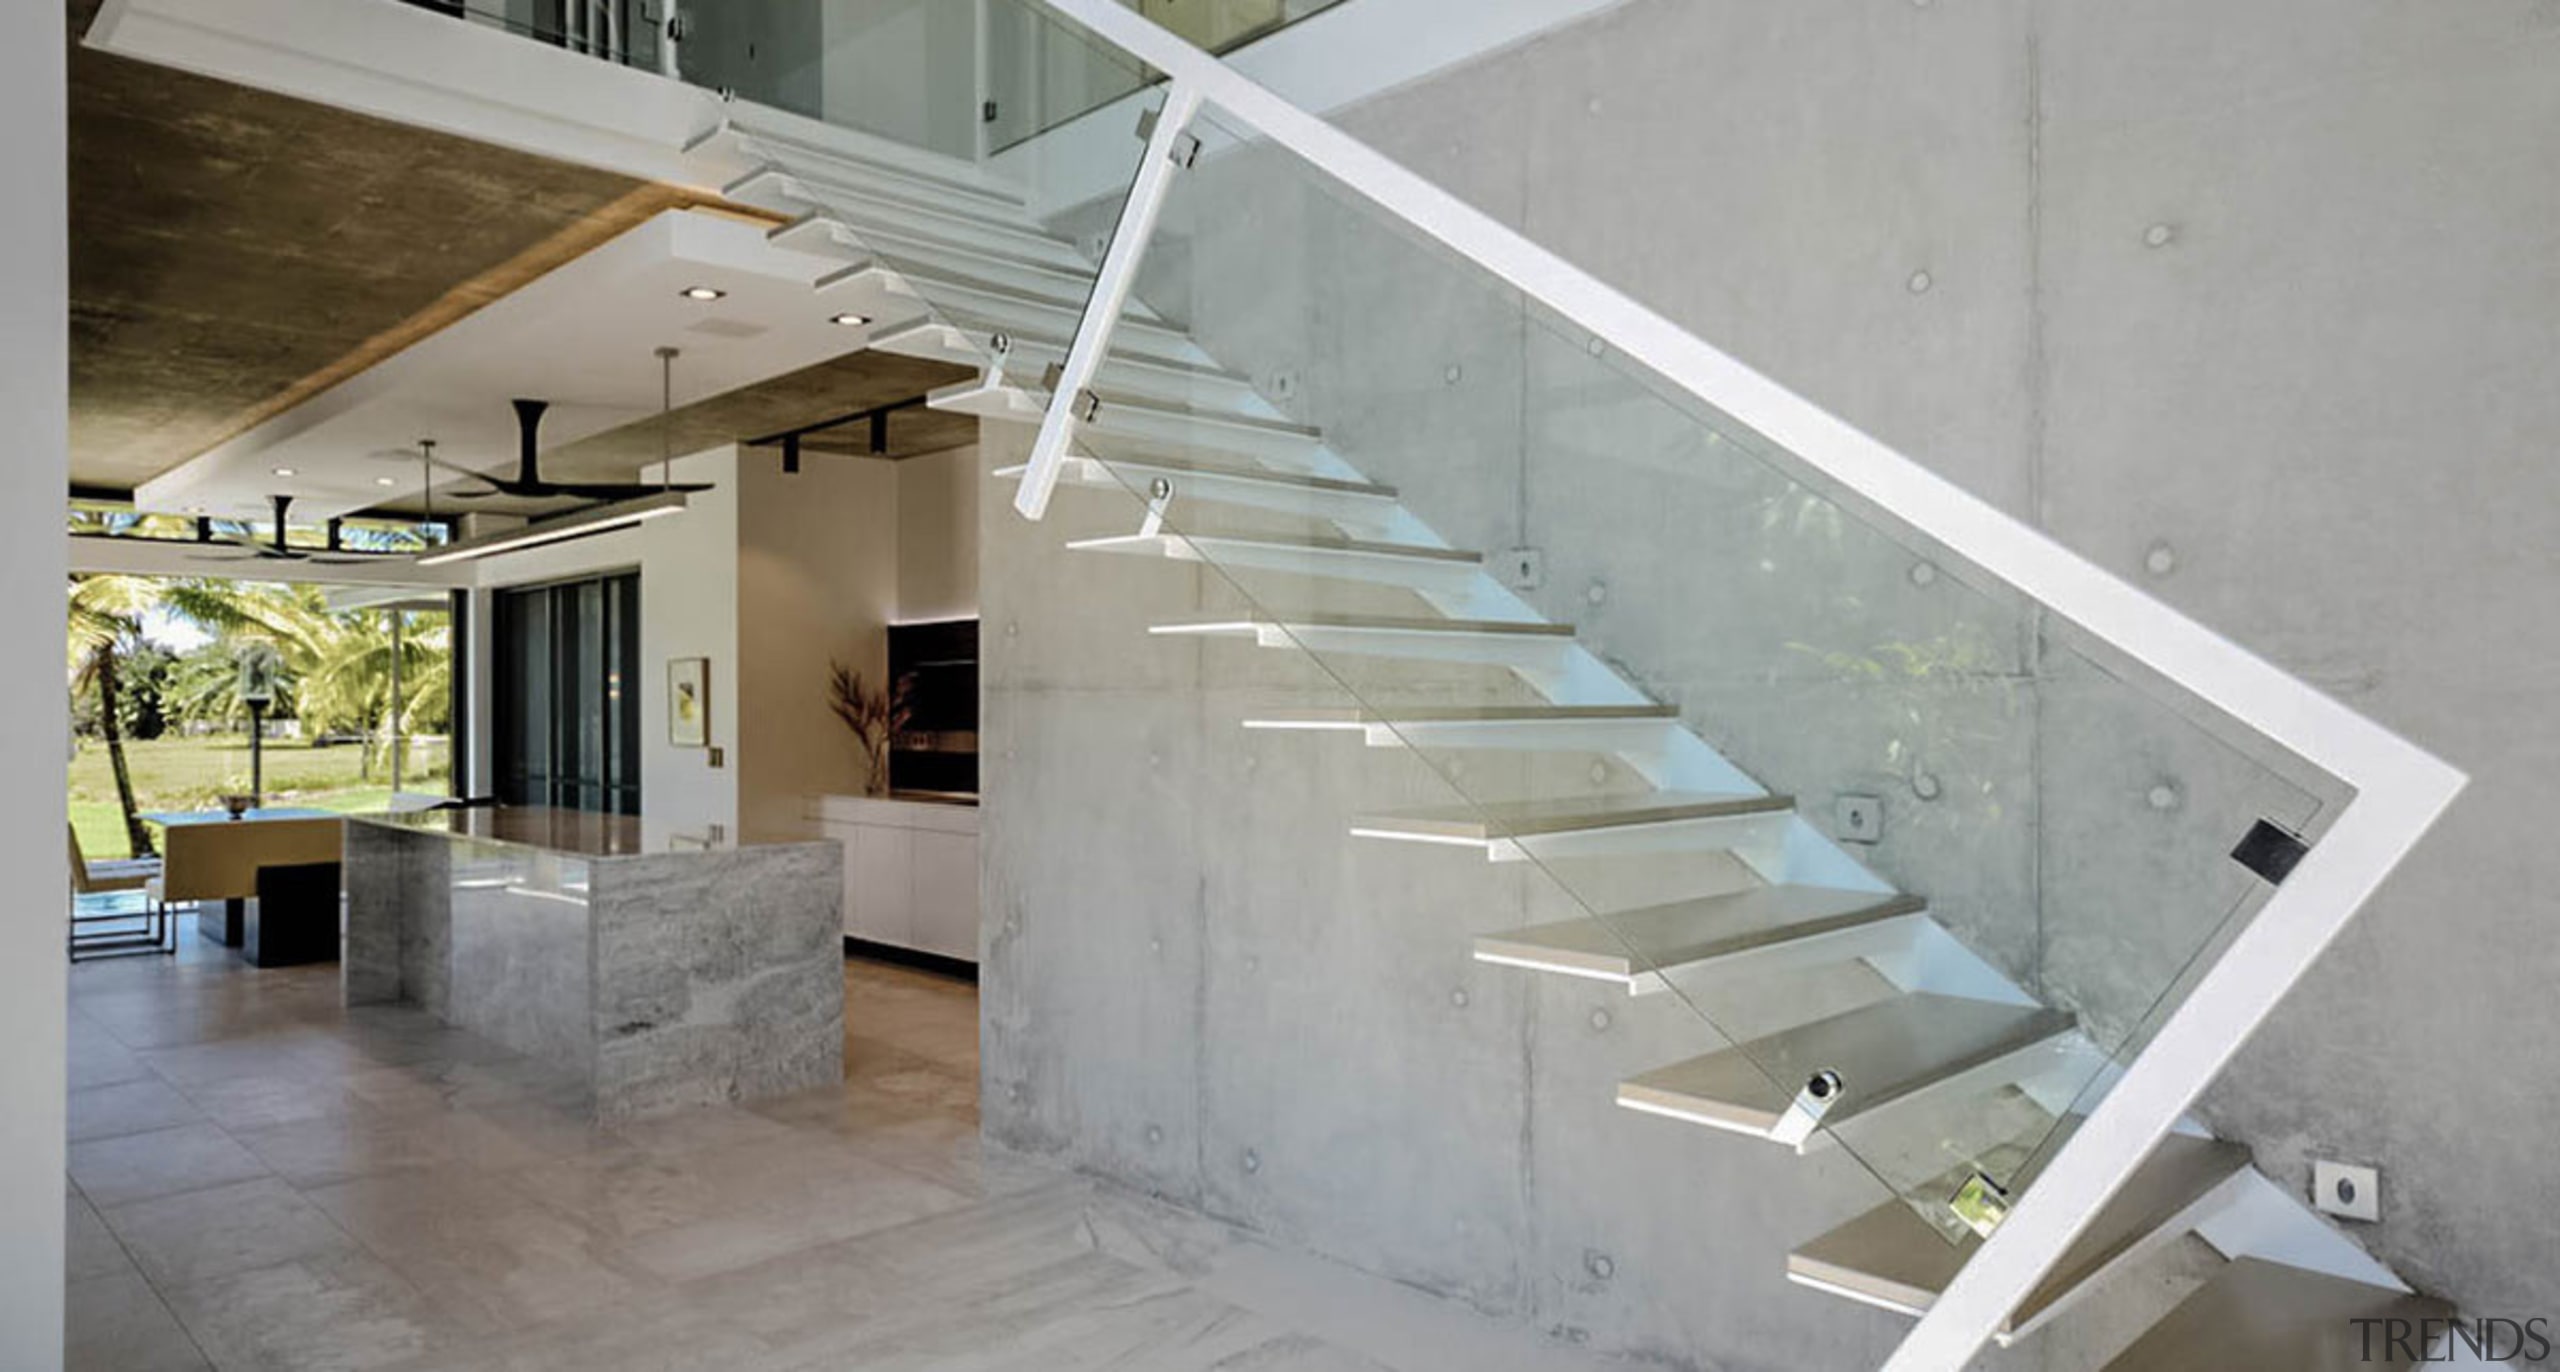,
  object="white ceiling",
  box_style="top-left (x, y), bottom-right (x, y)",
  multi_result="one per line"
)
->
top-left (133, 208), bottom-right (904, 522)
